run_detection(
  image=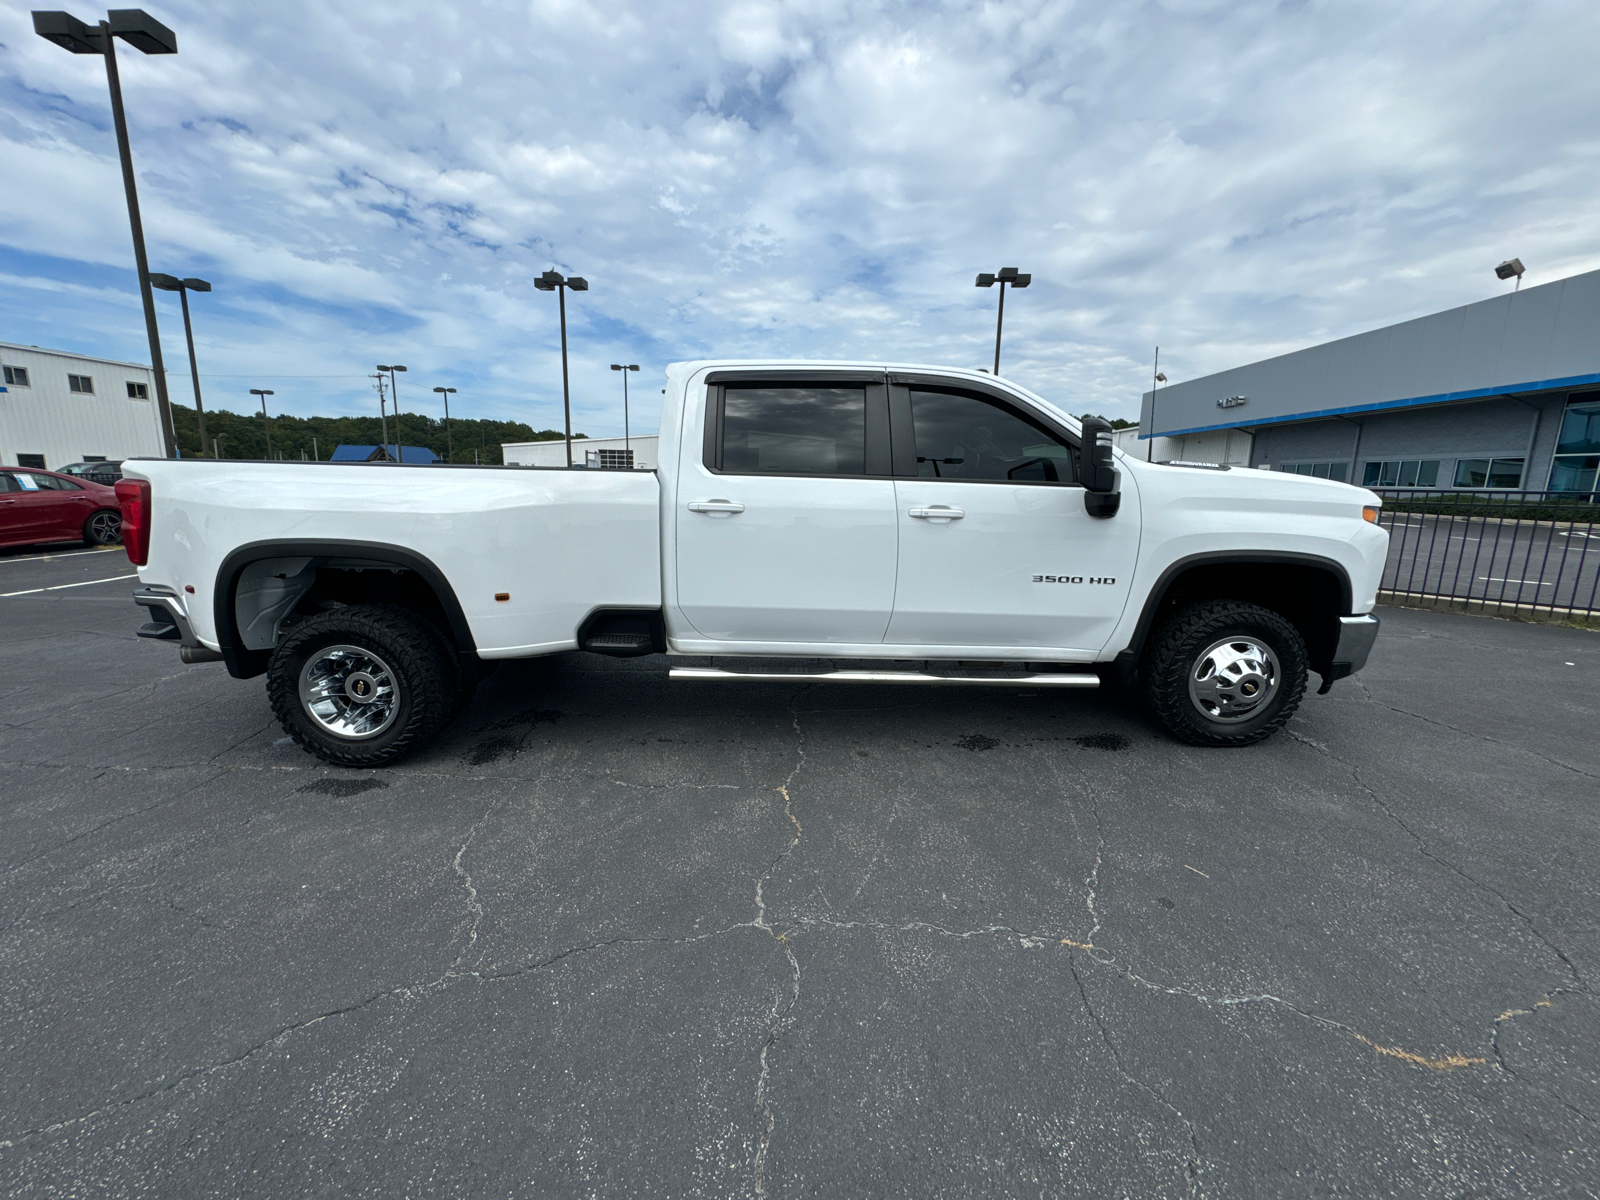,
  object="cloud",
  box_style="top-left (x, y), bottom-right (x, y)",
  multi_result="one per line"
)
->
top-left (2, 0), bottom-right (1598, 435)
